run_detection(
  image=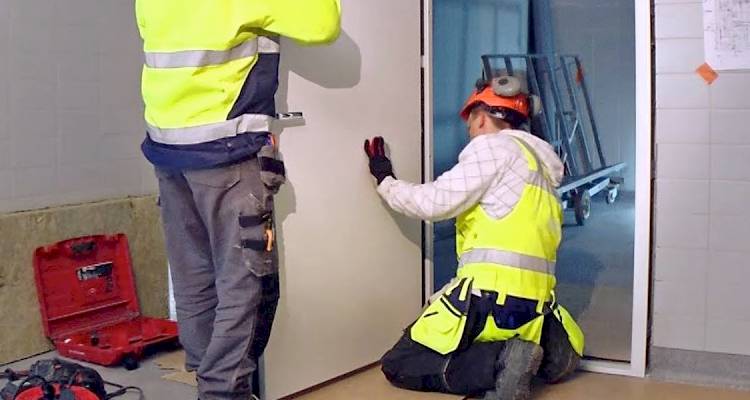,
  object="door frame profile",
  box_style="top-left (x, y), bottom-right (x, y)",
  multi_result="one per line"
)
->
top-left (420, 0), bottom-right (652, 378)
